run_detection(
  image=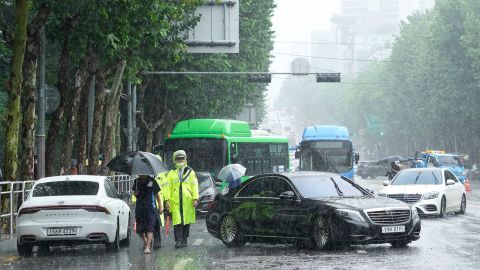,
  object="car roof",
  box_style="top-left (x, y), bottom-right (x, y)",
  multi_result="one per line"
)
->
top-left (280, 171), bottom-right (339, 179)
top-left (35, 175), bottom-right (107, 184)
top-left (399, 167), bottom-right (444, 173)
